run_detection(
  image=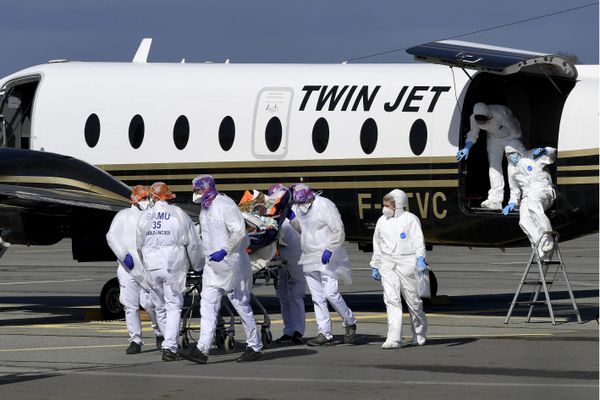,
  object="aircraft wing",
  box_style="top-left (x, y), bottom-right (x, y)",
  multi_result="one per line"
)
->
top-left (0, 183), bottom-right (128, 215)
